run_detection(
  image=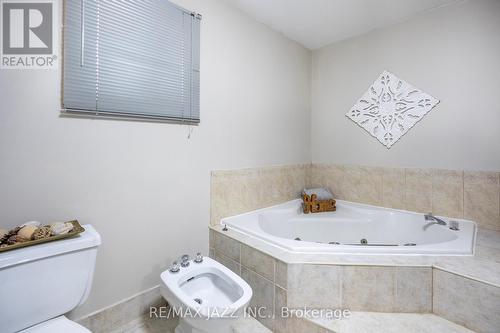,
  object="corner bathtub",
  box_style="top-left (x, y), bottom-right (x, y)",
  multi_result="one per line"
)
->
top-left (221, 199), bottom-right (476, 255)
